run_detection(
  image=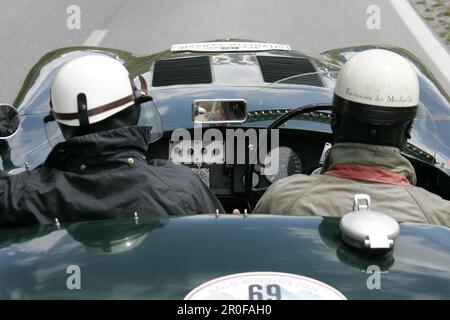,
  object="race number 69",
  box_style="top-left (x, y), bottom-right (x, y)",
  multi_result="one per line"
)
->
top-left (248, 284), bottom-right (281, 300)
